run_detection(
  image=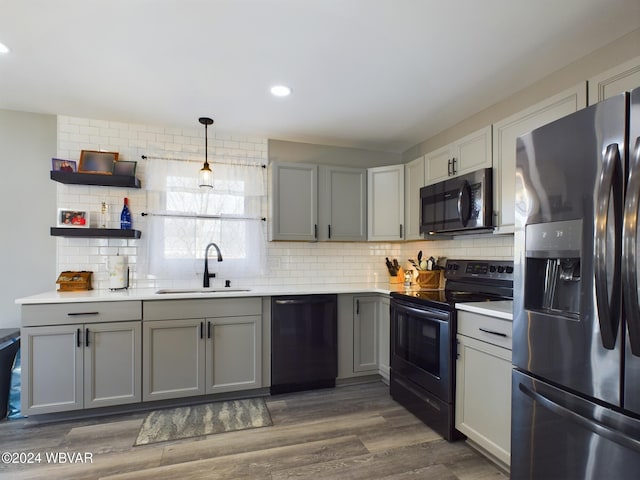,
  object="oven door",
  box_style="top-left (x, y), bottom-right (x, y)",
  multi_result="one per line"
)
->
top-left (390, 297), bottom-right (452, 403)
